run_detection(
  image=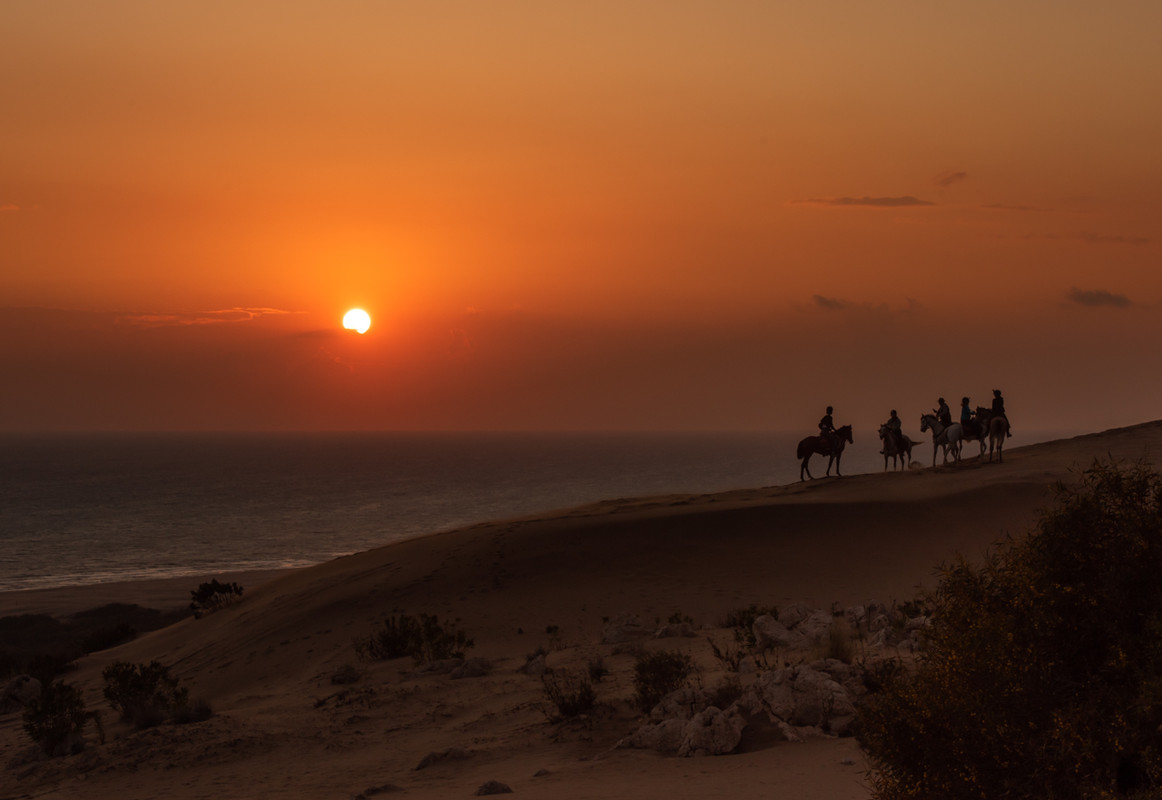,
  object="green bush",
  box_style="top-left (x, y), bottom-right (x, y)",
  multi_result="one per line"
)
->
top-left (541, 670), bottom-right (597, 719)
top-left (633, 650), bottom-right (693, 713)
top-left (354, 613), bottom-right (474, 664)
top-left (858, 460), bottom-right (1162, 798)
top-left (23, 680), bottom-right (104, 756)
top-left (102, 660), bottom-right (190, 729)
top-left (189, 580), bottom-right (244, 618)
